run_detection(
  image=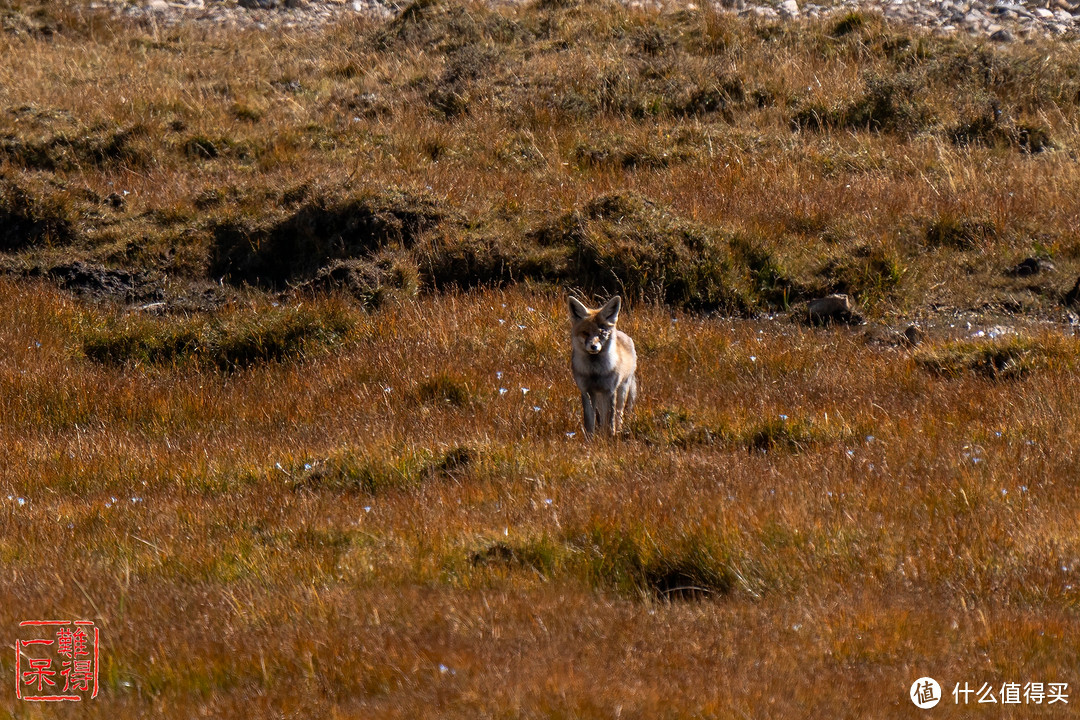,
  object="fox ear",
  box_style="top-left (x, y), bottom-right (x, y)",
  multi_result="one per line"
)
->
top-left (568, 297), bottom-right (590, 320)
top-left (599, 295), bottom-right (621, 324)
